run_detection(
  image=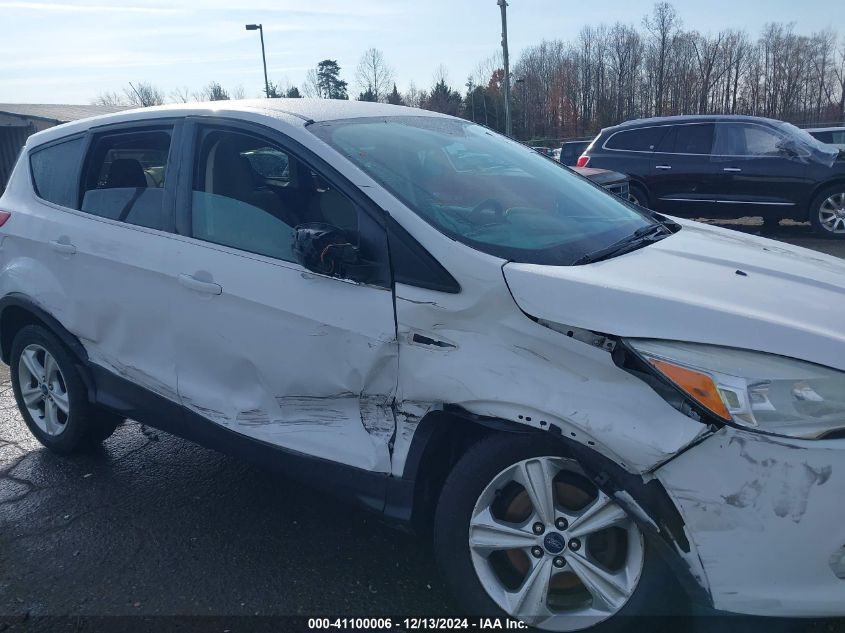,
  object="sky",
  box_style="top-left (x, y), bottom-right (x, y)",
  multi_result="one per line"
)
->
top-left (0, 0), bottom-right (840, 104)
